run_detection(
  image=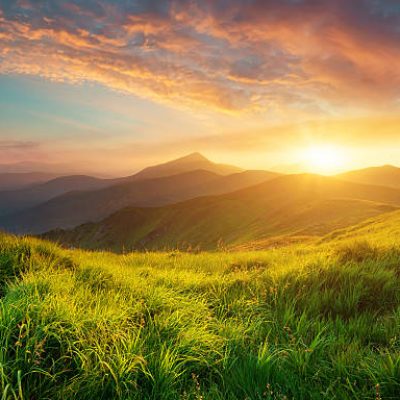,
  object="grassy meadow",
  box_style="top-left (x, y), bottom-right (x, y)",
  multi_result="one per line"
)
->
top-left (0, 218), bottom-right (399, 399)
